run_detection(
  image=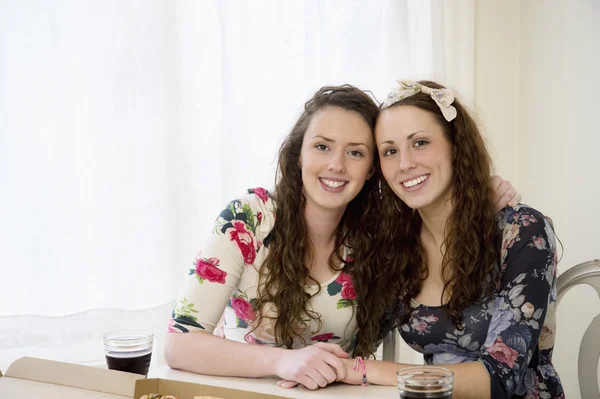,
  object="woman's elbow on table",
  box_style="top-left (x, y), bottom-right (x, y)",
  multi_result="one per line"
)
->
top-left (164, 332), bottom-right (182, 369)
